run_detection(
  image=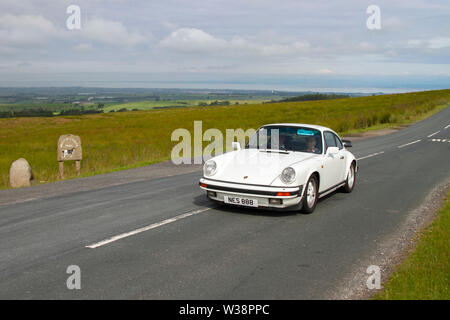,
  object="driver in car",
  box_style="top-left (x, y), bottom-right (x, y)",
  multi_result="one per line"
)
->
top-left (305, 136), bottom-right (320, 153)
